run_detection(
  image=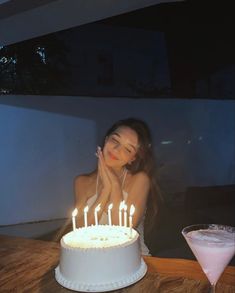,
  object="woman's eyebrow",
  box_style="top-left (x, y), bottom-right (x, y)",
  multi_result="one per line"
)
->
top-left (112, 132), bottom-right (120, 138)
